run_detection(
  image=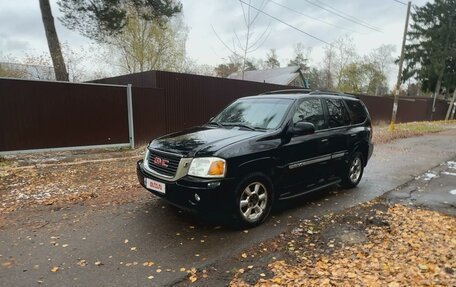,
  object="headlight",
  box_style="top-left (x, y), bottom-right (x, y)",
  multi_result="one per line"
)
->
top-left (188, 157), bottom-right (226, 178)
top-left (144, 149), bottom-right (150, 164)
